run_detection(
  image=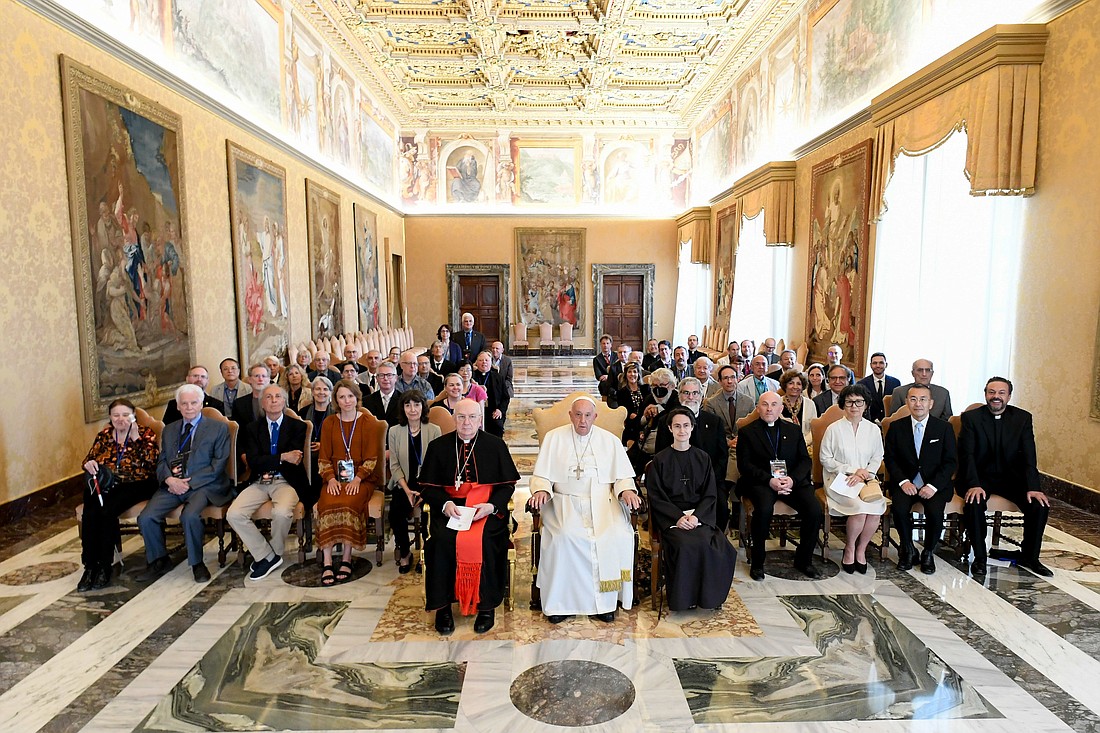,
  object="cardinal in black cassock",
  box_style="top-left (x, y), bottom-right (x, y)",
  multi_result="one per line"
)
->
top-left (419, 424), bottom-right (519, 627)
top-left (646, 415), bottom-right (737, 611)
